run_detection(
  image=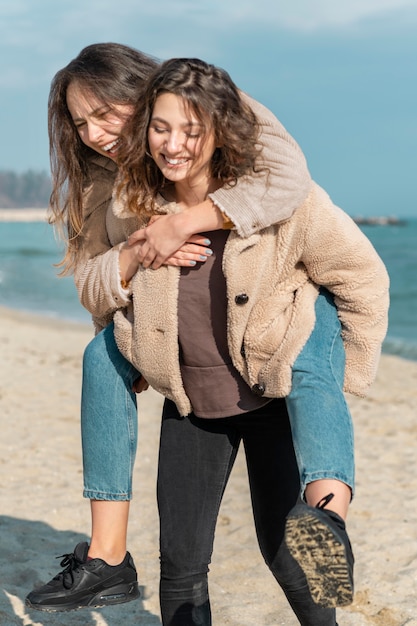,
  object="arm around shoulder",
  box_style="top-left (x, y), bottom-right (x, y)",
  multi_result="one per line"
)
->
top-left (209, 93), bottom-right (312, 237)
